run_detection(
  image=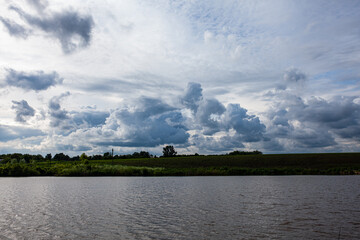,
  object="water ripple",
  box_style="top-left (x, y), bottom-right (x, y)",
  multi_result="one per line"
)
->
top-left (0, 176), bottom-right (359, 239)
